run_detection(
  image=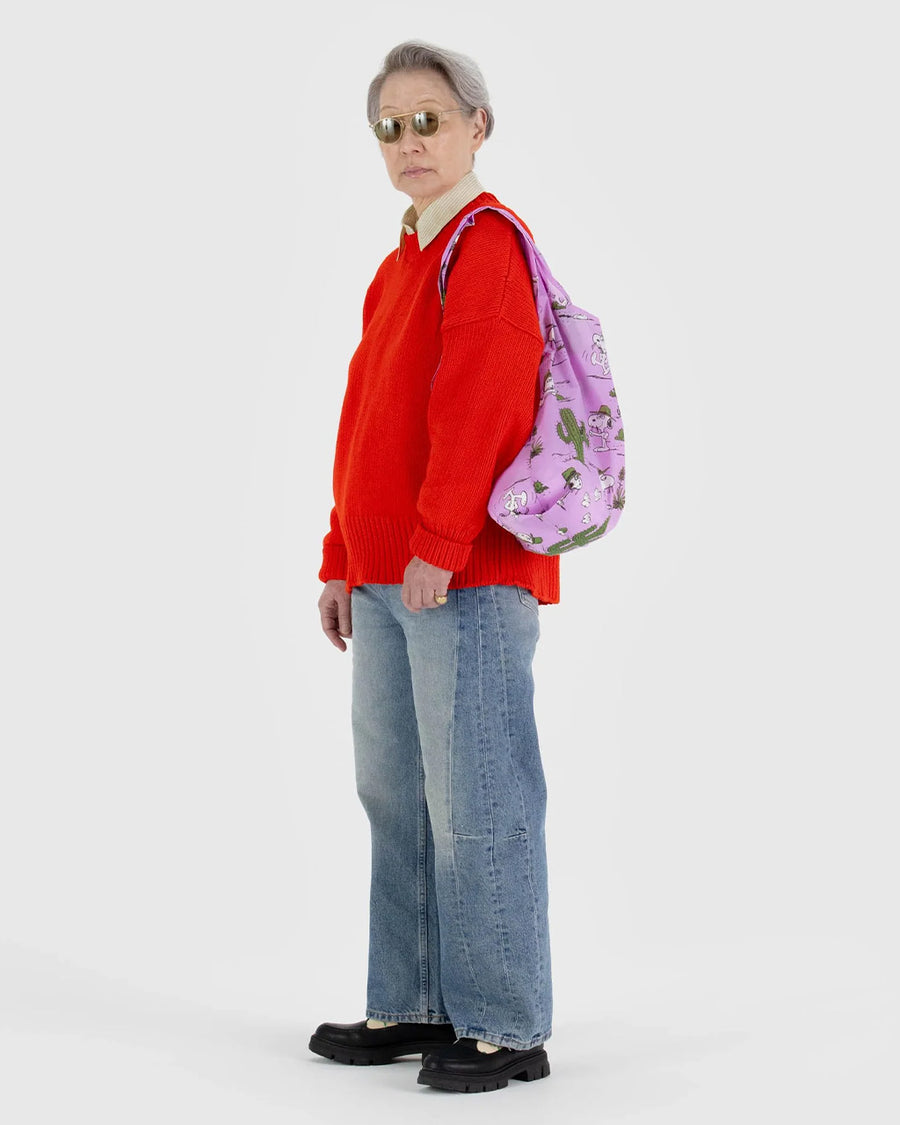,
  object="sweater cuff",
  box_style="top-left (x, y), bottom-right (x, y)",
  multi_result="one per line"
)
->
top-left (409, 523), bottom-right (472, 573)
top-left (319, 542), bottom-right (348, 583)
